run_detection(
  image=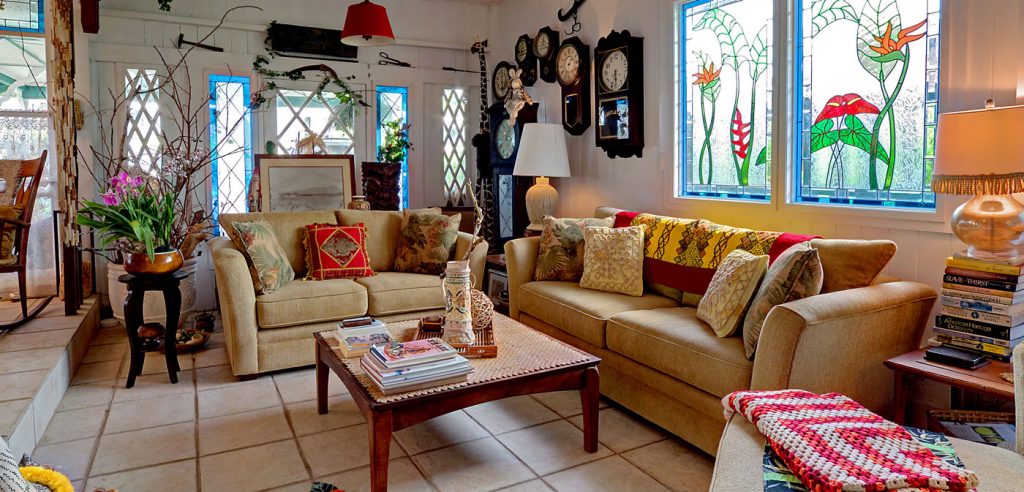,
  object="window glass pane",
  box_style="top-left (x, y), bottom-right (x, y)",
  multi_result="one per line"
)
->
top-left (678, 0), bottom-right (773, 200)
top-left (125, 68), bottom-right (162, 174)
top-left (274, 89), bottom-right (356, 155)
top-left (376, 86), bottom-right (409, 208)
top-left (0, 0), bottom-right (43, 33)
top-left (209, 75), bottom-right (252, 234)
top-left (0, 35), bottom-right (46, 111)
top-left (795, 0), bottom-right (939, 208)
top-left (441, 87), bottom-right (468, 206)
